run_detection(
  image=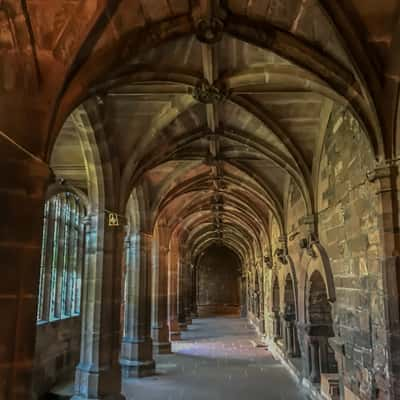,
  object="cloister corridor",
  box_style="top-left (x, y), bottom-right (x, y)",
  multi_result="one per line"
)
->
top-left (124, 318), bottom-right (307, 400)
top-left (3, 1), bottom-right (400, 400)
top-left (52, 318), bottom-right (308, 400)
